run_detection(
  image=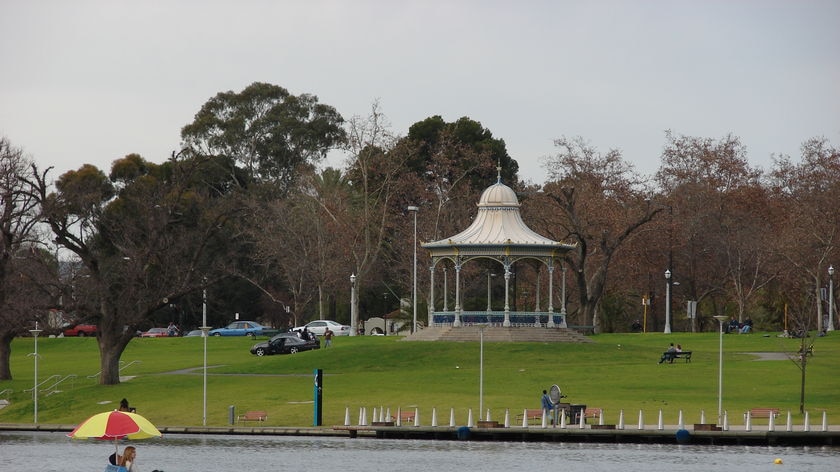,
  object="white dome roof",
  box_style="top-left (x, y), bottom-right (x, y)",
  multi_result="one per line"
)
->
top-left (478, 182), bottom-right (519, 207)
top-left (424, 178), bottom-right (564, 248)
